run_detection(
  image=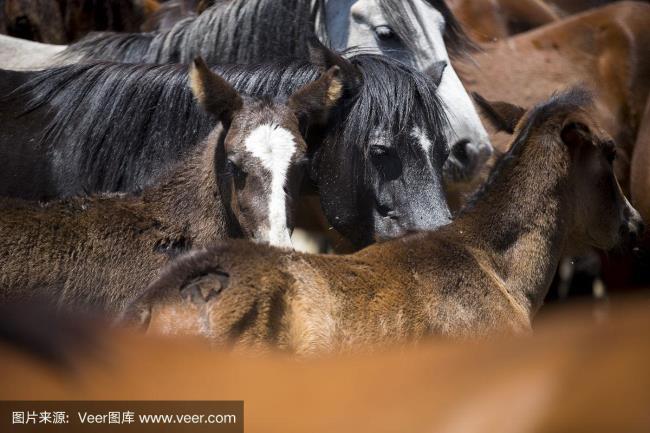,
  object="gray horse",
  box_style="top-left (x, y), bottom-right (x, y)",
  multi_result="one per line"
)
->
top-left (0, 0), bottom-right (491, 167)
